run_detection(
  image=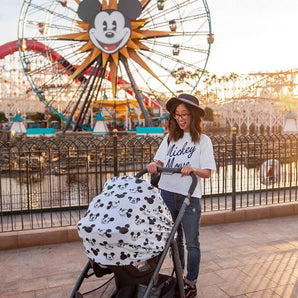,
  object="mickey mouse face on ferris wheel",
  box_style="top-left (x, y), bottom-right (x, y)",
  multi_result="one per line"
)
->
top-left (78, 0), bottom-right (142, 54)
